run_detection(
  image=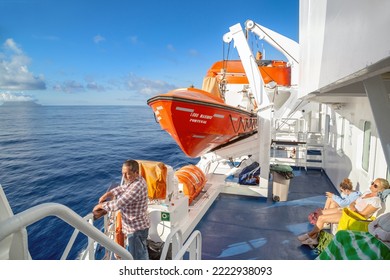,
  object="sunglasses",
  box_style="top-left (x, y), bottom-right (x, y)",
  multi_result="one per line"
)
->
top-left (371, 181), bottom-right (379, 188)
